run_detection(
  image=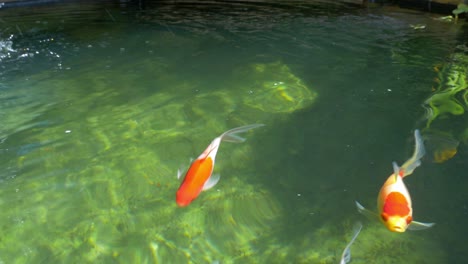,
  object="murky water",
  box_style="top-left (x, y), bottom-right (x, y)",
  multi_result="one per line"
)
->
top-left (1, 1), bottom-right (467, 263)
